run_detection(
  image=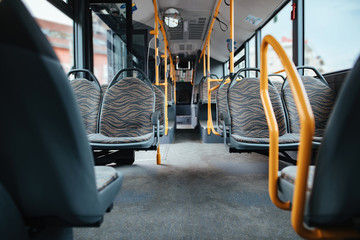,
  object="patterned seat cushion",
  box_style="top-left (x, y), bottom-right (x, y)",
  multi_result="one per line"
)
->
top-left (201, 78), bottom-right (220, 103)
top-left (280, 165), bottom-right (315, 191)
top-left (228, 78), bottom-right (287, 139)
top-left (88, 132), bottom-right (153, 144)
top-left (94, 166), bottom-right (119, 192)
top-left (99, 77), bottom-right (154, 138)
top-left (216, 82), bottom-right (230, 130)
top-left (153, 86), bottom-right (165, 127)
top-left (231, 133), bottom-right (300, 144)
top-left (283, 76), bottom-right (336, 137)
top-left (70, 79), bottom-right (101, 134)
